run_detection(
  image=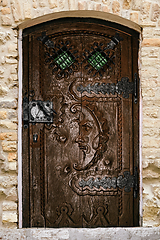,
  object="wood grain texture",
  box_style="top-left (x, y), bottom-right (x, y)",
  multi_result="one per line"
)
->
top-left (22, 19), bottom-right (139, 227)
